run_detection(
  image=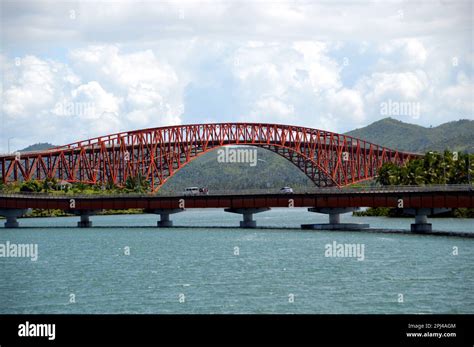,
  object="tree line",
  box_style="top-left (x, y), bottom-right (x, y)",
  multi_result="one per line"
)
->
top-left (376, 151), bottom-right (473, 186)
top-left (355, 151), bottom-right (474, 218)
